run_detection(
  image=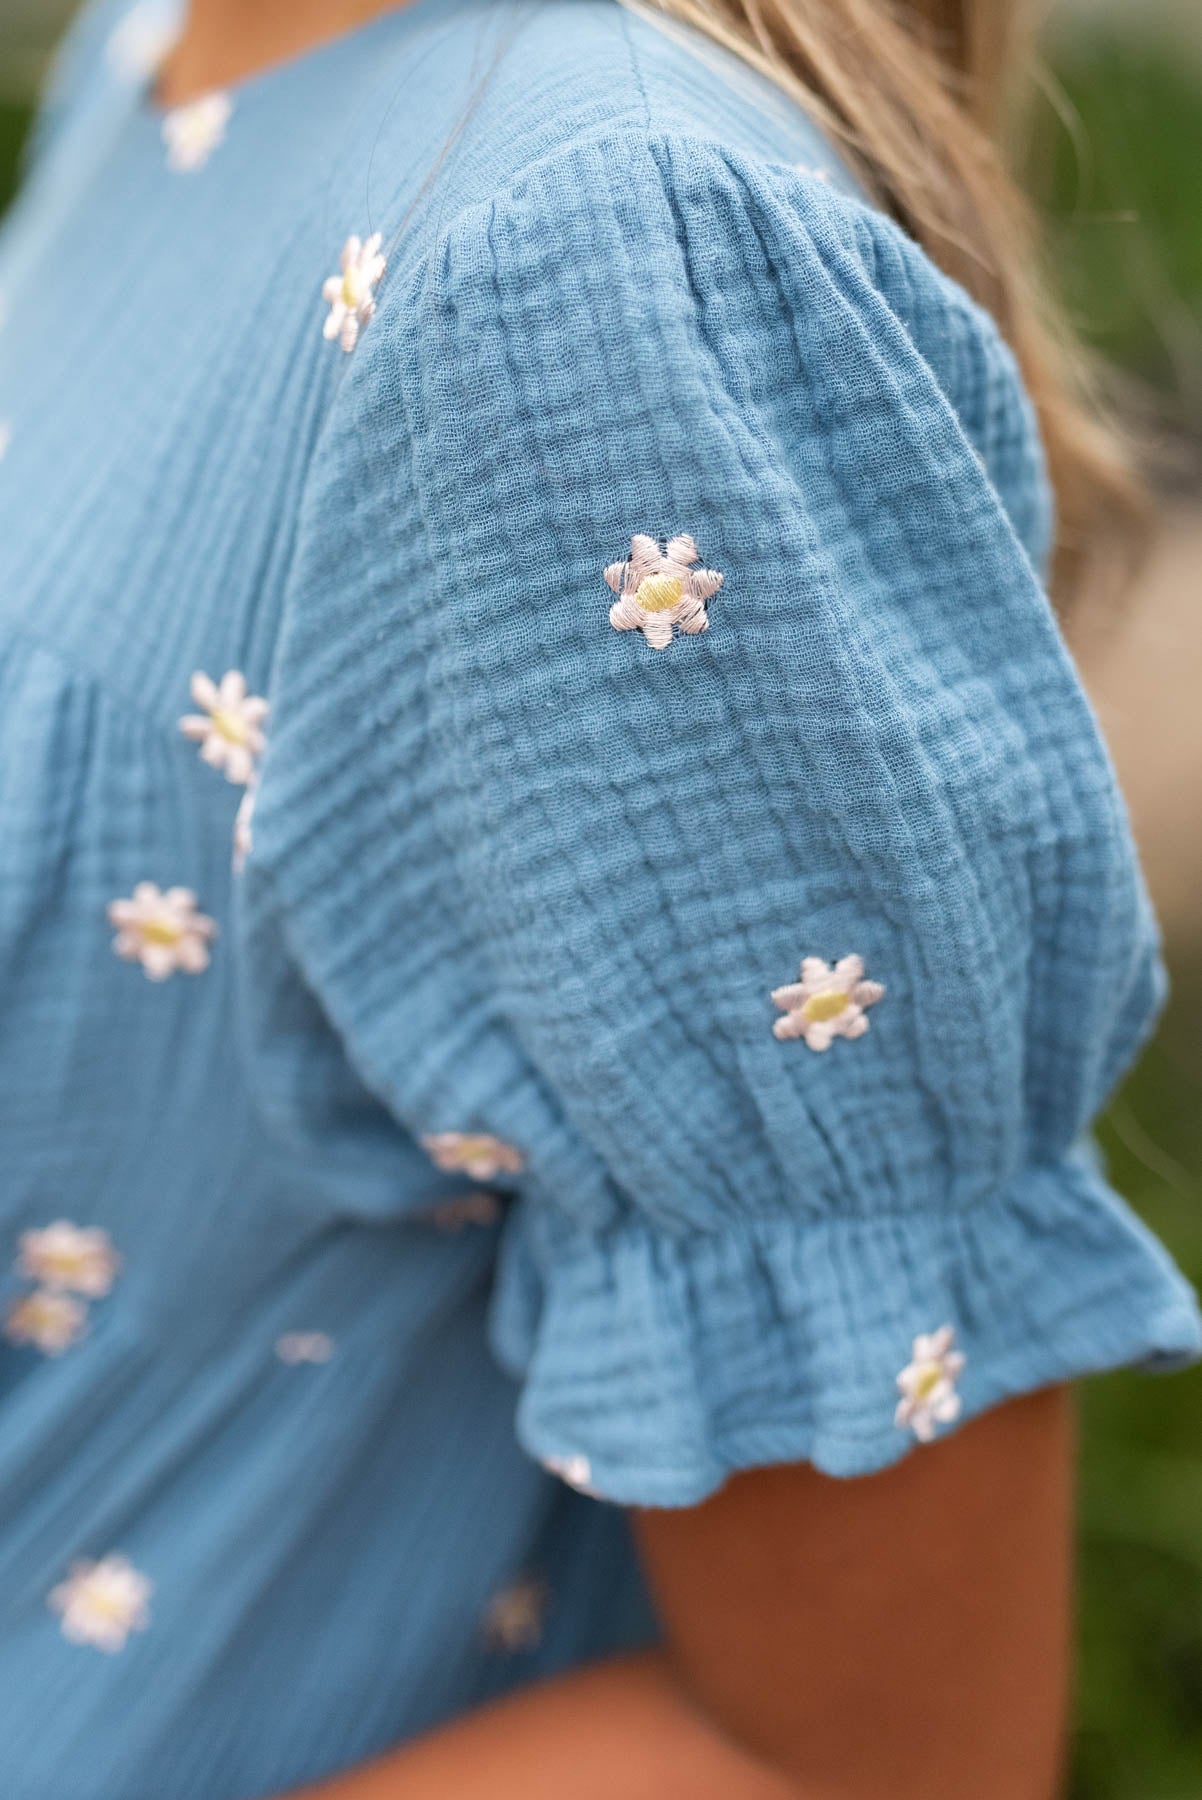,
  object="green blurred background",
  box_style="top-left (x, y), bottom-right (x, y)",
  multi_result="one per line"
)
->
top-left (1, 3), bottom-right (1200, 1795)
top-left (1021, 10), bottom-right (1202, 1798)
